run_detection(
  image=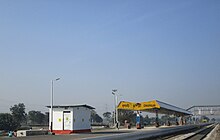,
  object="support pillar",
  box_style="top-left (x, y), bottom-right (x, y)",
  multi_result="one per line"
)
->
top-left (179, 116), bottom-right (184, 125)
top-left (155, 110), bottom-right (159, 127)
top-left (175, 116), bottom-right (179, 125)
